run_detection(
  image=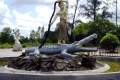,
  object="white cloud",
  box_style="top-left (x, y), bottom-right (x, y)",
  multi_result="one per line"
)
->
top-left (12, 10), bottom-right (41, 35)
top-left (12, 0), bottom-right (55, 5)
top-left (2, 7), bottom-right (13, 26)
top-left (0, 0), bottom-right (9, 16)
top-left (35, 5), bottom-right (54, 30)
top-left (0, 0), bottom-right (14, 30)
